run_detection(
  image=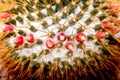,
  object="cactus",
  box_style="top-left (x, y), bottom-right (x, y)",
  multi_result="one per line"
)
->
top-left (0, 0), bottom-right (120, 80)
